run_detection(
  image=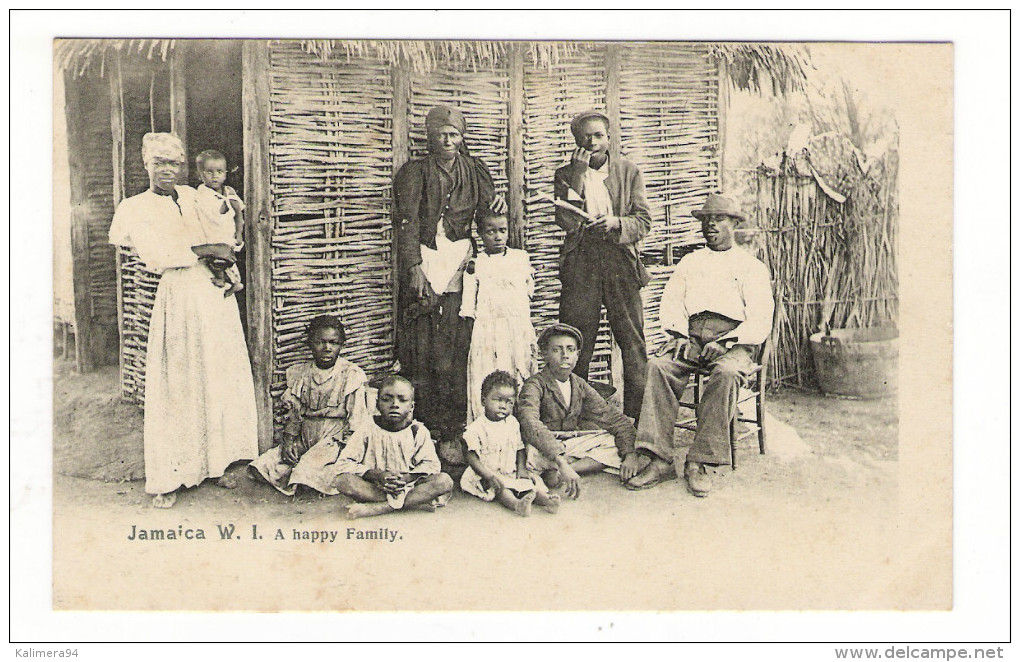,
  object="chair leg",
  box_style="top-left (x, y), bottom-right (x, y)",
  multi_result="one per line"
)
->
top-left (729, 413), bottom-right (737, 470)
top-left (757, 384), bottom-right (767, 455)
